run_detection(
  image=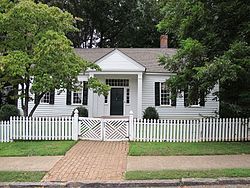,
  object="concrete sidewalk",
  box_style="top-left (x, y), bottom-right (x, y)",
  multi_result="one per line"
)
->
top-left (127, 154), bottom-right (250, 171)
top-left (0, 156), bottom-right (62, 171)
